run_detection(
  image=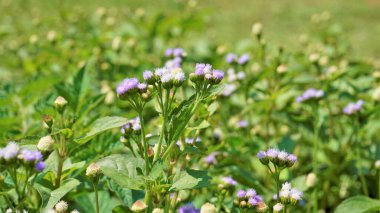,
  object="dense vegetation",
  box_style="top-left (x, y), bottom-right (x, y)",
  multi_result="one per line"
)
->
top-left (1, 1), bottom-right (380, 213)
